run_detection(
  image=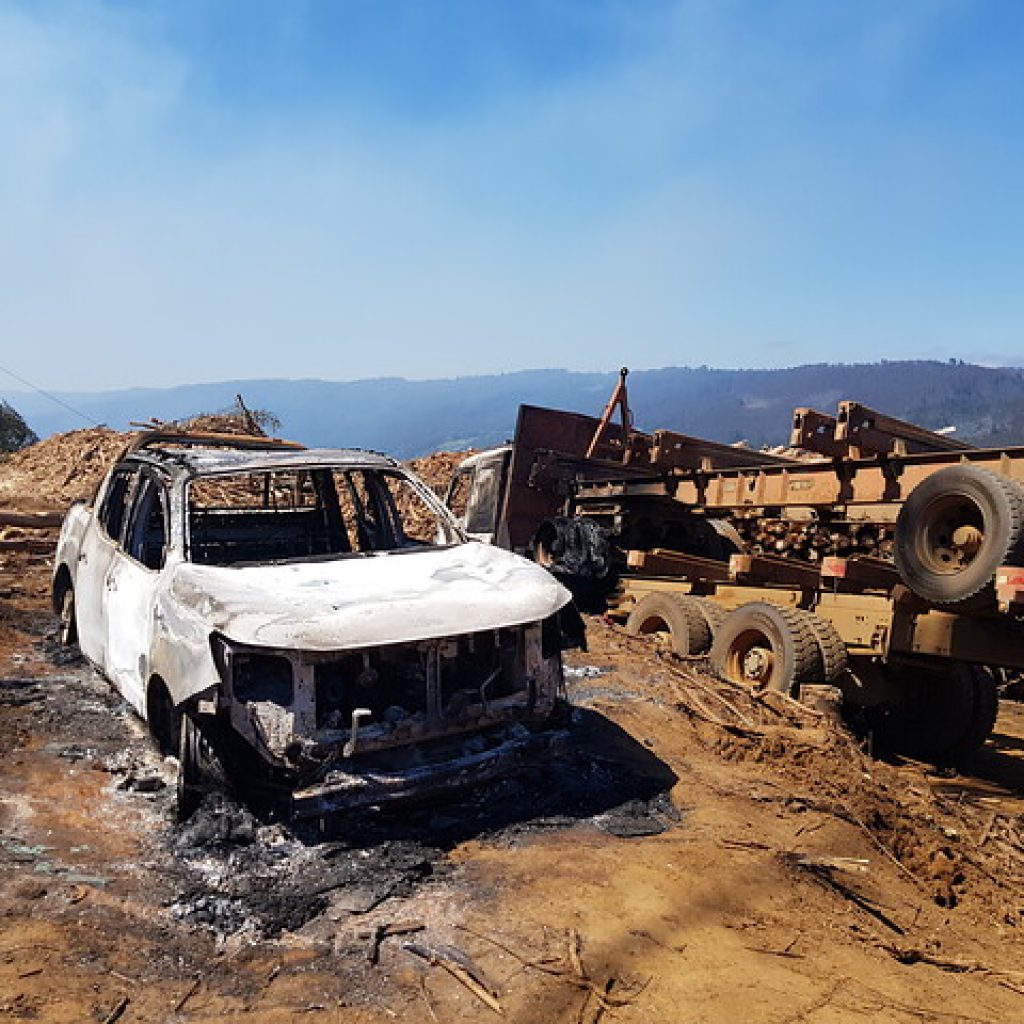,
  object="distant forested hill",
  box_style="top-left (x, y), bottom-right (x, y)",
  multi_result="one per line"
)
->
top-left (3, 360), bottom-right (1024, 459)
